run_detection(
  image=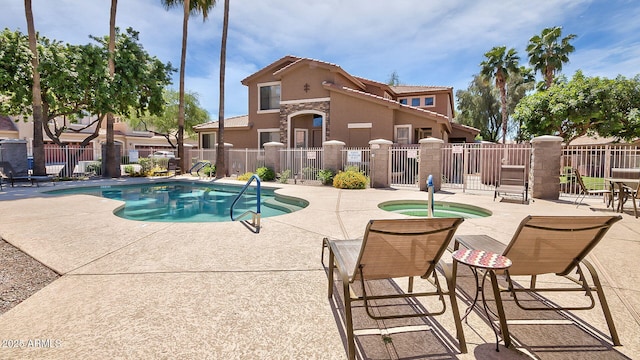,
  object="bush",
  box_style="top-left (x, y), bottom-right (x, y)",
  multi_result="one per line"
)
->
top-left (138, 158), bottom-right (154, 175)
top-left (124, 165), bottom-right (135, 175)
top-left (277, 169), bottom-right (291, 183)
top-left (333, 170), bottom-right (368, 189)
top-left (237, 172), bottom-right (254, 181)
top-left (317, 169), bottom-right (334, 185)
top-left (255, 166), bottom-right (275, 181)
top-left (202, 164), bottom-right (216, 176)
